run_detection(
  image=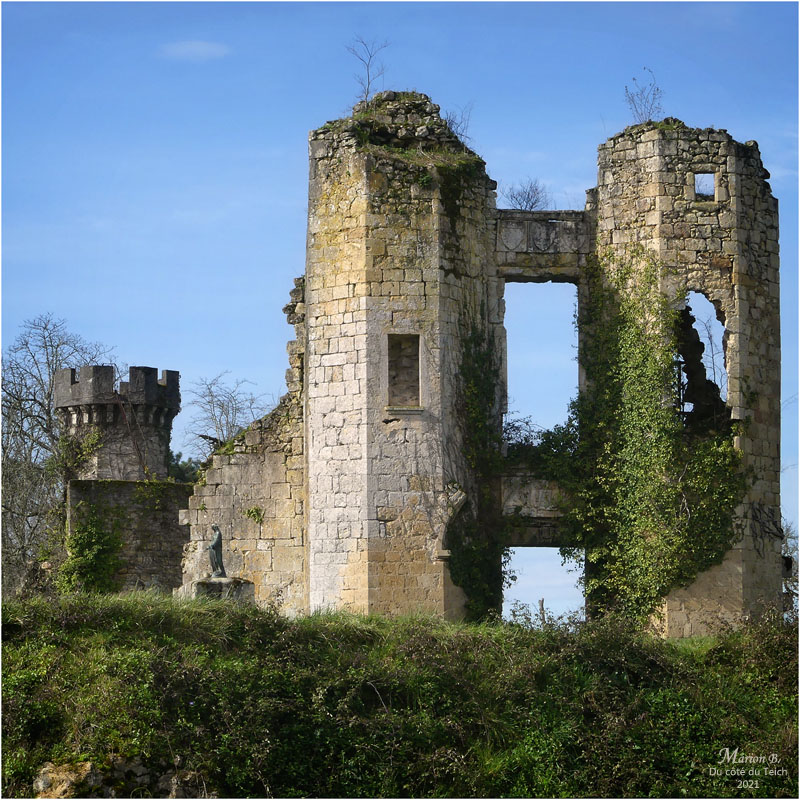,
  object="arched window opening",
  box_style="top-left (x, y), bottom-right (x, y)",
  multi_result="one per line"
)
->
top-left (675, 291), bottom-right (730, 432)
